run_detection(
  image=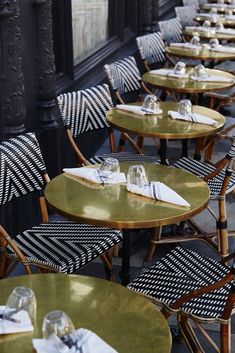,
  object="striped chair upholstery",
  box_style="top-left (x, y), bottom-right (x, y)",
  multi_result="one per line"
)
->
top-left (175, 6), bottom-right (198, 28)
top-left (128, 244), bottom-right (235, 352)
top-left (103, 56), bottom-right (142, 96)
top-left (128, 245), bottom-right (231, 320)
top-left (1, 133), bottom-right (123, 275)
top-left (158, 17), bottom-right (183, 45)
top-left (58, 84), bottom-right (160, 165)
top-left (182, 0), bottom-right (199, 10)
top-left (136, 32), bottom-right (165, 66)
